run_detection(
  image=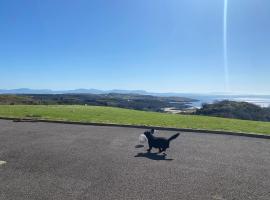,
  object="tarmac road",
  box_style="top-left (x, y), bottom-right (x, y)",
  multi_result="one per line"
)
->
top-left (0, 119), bottom-right (269, 200)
